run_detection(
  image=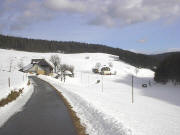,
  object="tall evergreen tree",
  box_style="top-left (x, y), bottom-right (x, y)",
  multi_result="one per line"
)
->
top-left (154, 53), bottom-right (180, 84)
